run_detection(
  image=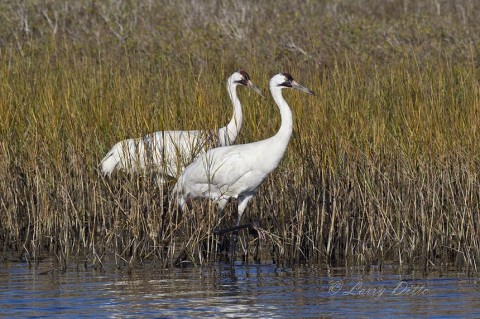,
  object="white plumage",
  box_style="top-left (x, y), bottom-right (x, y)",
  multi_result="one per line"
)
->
top-left (173, 73), bottom-right (314, 227)
top-left (100, 71), bottom-right (262, 179)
